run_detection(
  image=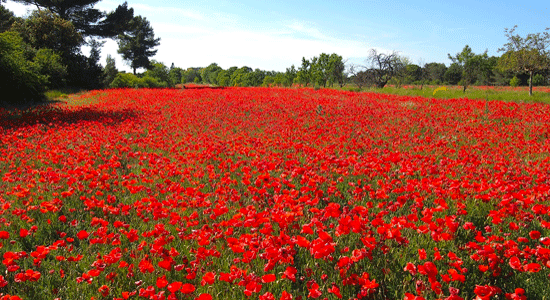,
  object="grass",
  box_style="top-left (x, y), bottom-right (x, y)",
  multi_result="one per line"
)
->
top-left (44, 87), bottom-right (87, 101)
top-left (341, 84), bottom-right (550, 104)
